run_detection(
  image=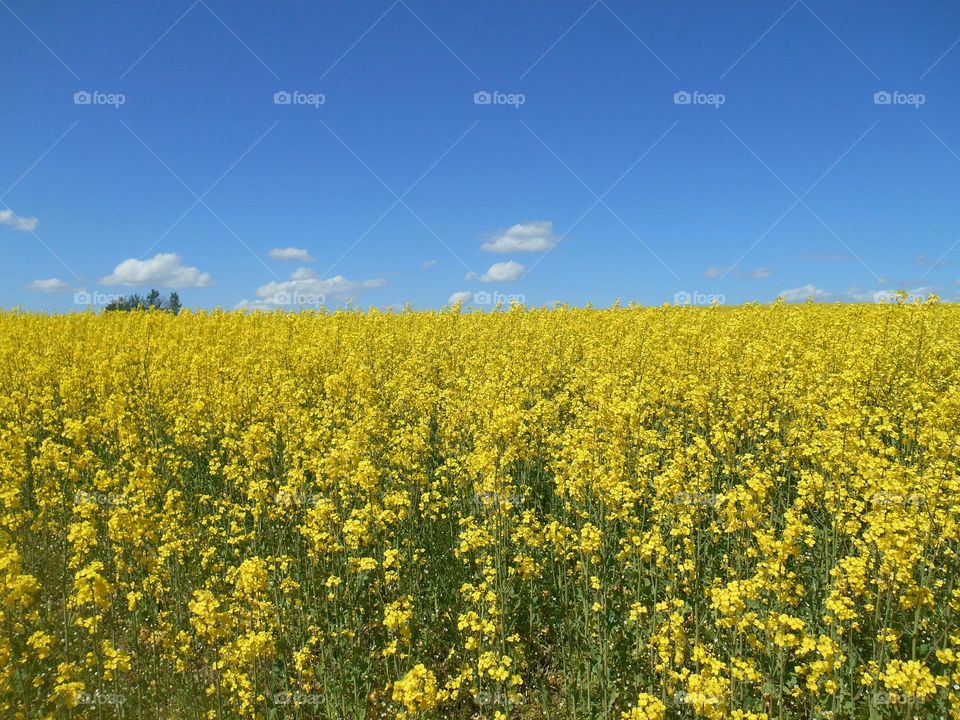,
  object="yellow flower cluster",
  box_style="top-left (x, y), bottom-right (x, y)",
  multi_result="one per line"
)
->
top-left (392, 664), bottom-right (438, 716)
top-left (1, 299), bottom-right (959, 719)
